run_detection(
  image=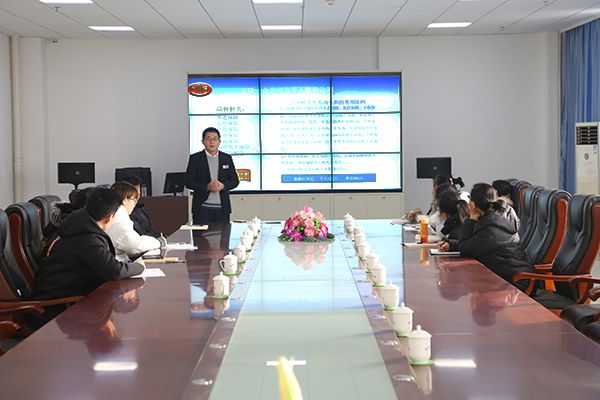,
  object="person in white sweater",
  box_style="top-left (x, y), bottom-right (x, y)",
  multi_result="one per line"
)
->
top-left (105, 181), bottom-right (162, 262)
